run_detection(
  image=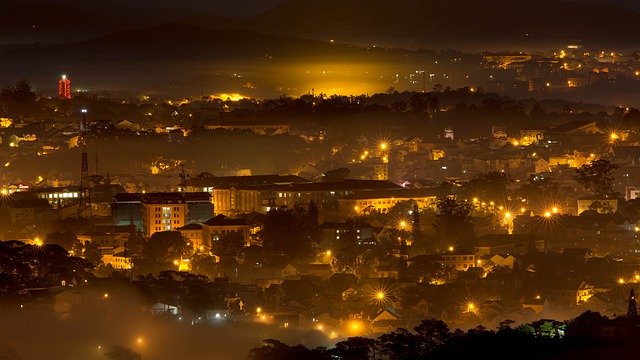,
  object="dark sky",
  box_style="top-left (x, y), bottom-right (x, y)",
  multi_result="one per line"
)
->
top-left (107, 0), bottom-right (285, 16)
